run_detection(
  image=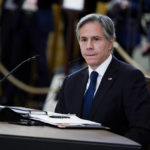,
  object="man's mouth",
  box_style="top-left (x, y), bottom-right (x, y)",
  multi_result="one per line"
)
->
top-left (86, 54), bottom-right (96, 56)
